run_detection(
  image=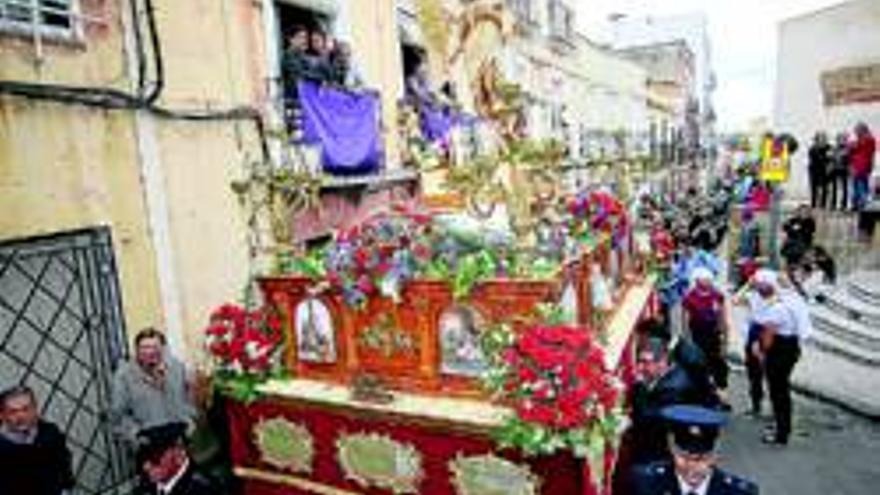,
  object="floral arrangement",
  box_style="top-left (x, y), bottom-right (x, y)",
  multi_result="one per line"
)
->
top-left (322, 206), bottom-right (434, 307)
top-left (204, 303), bottom-right (284, 401)
top-left (287, 204), bottom-right (571, 308)
top-left (566, 190), bottom-right (629, 250)
top-left (485, 324), bottom-right (622, 457)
